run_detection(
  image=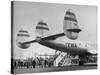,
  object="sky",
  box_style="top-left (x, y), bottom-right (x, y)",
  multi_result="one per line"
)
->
top-left (13, 1), bottom-right (97, 59)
